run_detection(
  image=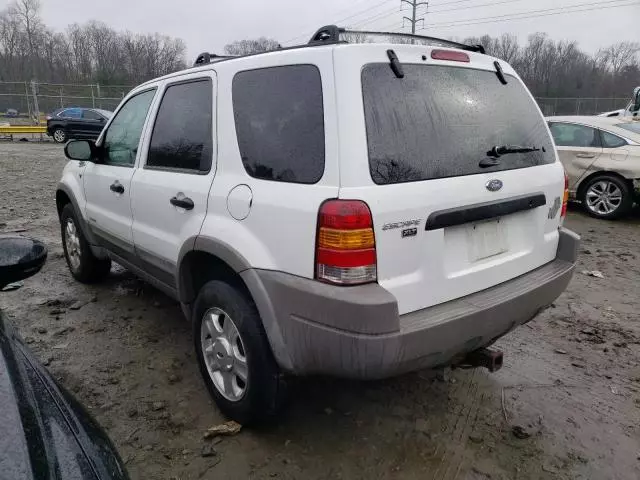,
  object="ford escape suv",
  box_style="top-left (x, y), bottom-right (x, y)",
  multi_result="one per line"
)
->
top-left (56, 26), bottom-right (579, 424)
